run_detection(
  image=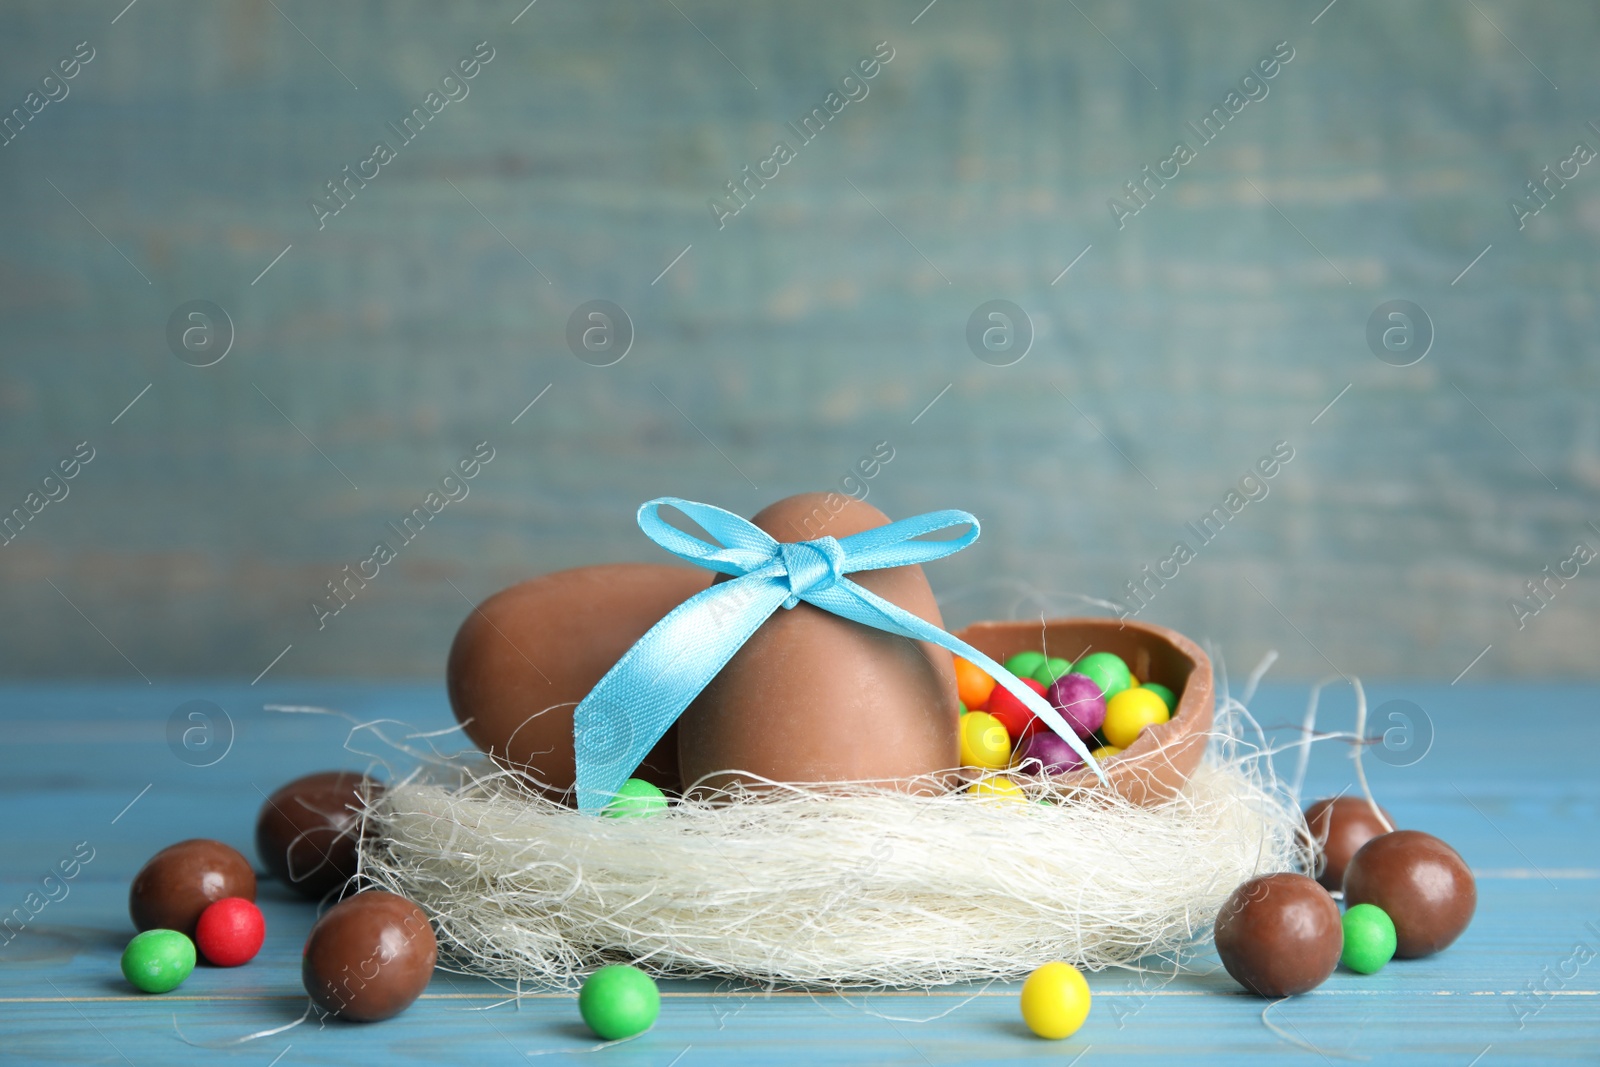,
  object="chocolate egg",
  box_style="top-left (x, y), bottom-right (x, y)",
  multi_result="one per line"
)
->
top-left (676, 492), bottom-right (960, 793)
top-left (129, 839), bottom-right (256, 937)
top-left (448, 564), bottom-right (712, 797)
top-left (256, 771), bottom-right (382, 899)
top-left (302, 890), bottom-right (436, 1022)
top-left (1303, 796), bottom-right (1393, 892)
top-left (1343, 830), bottom-right (1475, 958)
top-left (1213, 873), bottom-right (1342, 998)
